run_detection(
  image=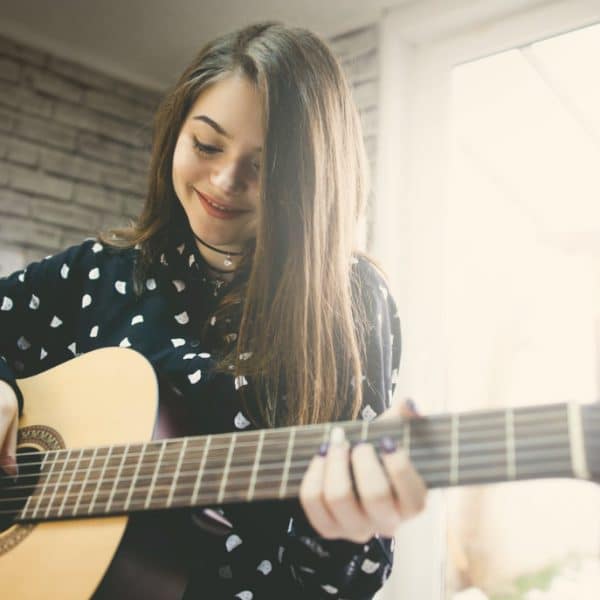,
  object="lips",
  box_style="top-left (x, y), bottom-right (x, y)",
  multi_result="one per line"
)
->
top-left (194, 189), bottom-right (251, 222)
top-left (194, 189), bottom-right (248, 212)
